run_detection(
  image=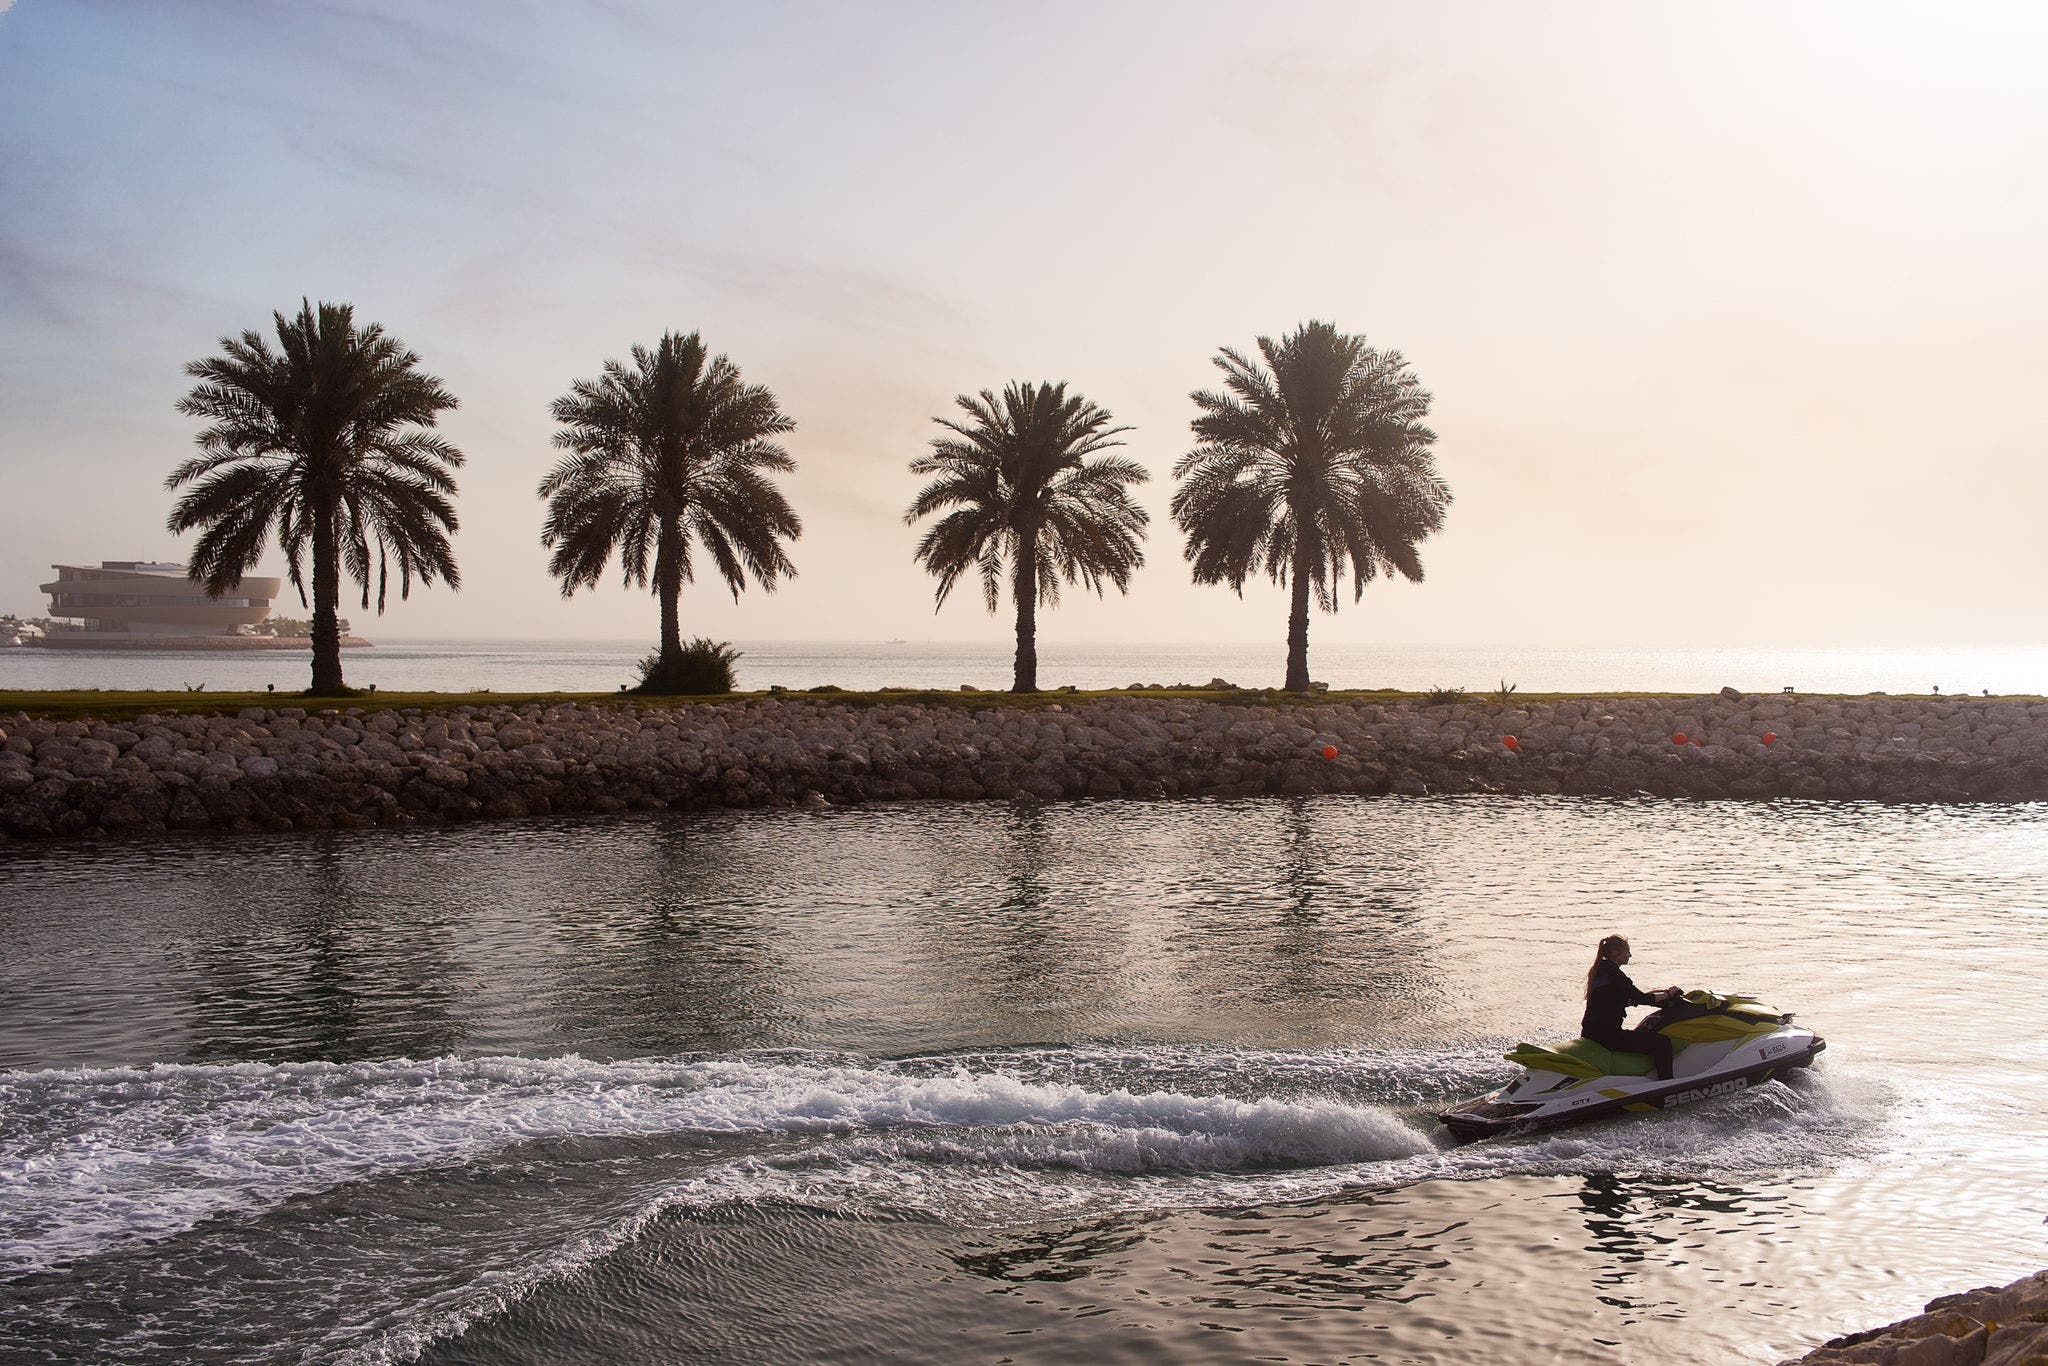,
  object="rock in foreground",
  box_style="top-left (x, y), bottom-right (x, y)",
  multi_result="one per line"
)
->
top-left (1781, 1269), bottom-right (2048, 1365)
